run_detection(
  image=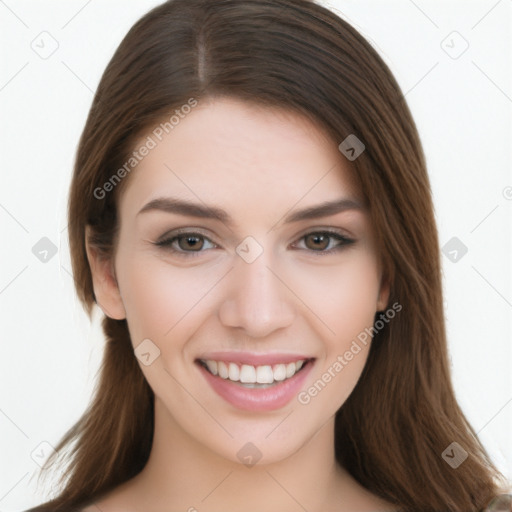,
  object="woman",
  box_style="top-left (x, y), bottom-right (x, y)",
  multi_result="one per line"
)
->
top-left (26, 0), bottom-right (511, 511)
